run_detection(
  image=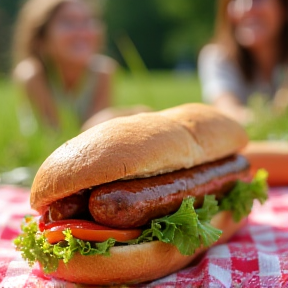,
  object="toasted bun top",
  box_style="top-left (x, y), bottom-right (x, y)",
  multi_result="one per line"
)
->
top-left (30, 103), bottom-right (248, 212)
